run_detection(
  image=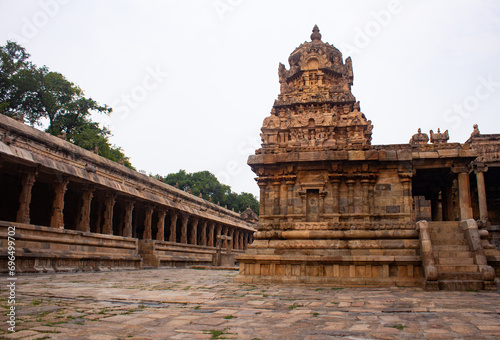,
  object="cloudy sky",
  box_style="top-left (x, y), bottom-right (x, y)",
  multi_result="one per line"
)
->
top-left (1, 0), bottom-right (499, 198)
